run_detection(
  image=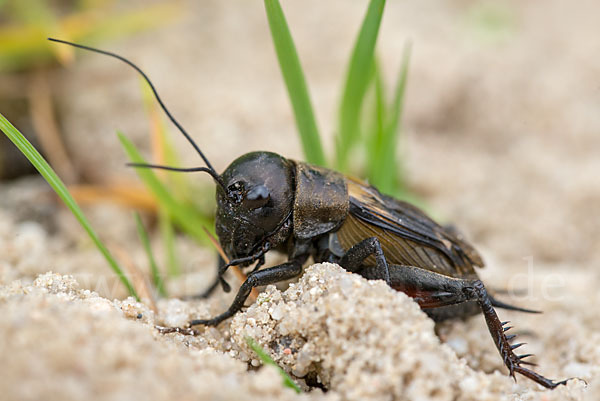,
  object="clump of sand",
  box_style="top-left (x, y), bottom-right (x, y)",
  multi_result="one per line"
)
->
top-left (0, 265), bottom-right (591, 401)
top-left (230, 263), bottom-right (498, 400)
